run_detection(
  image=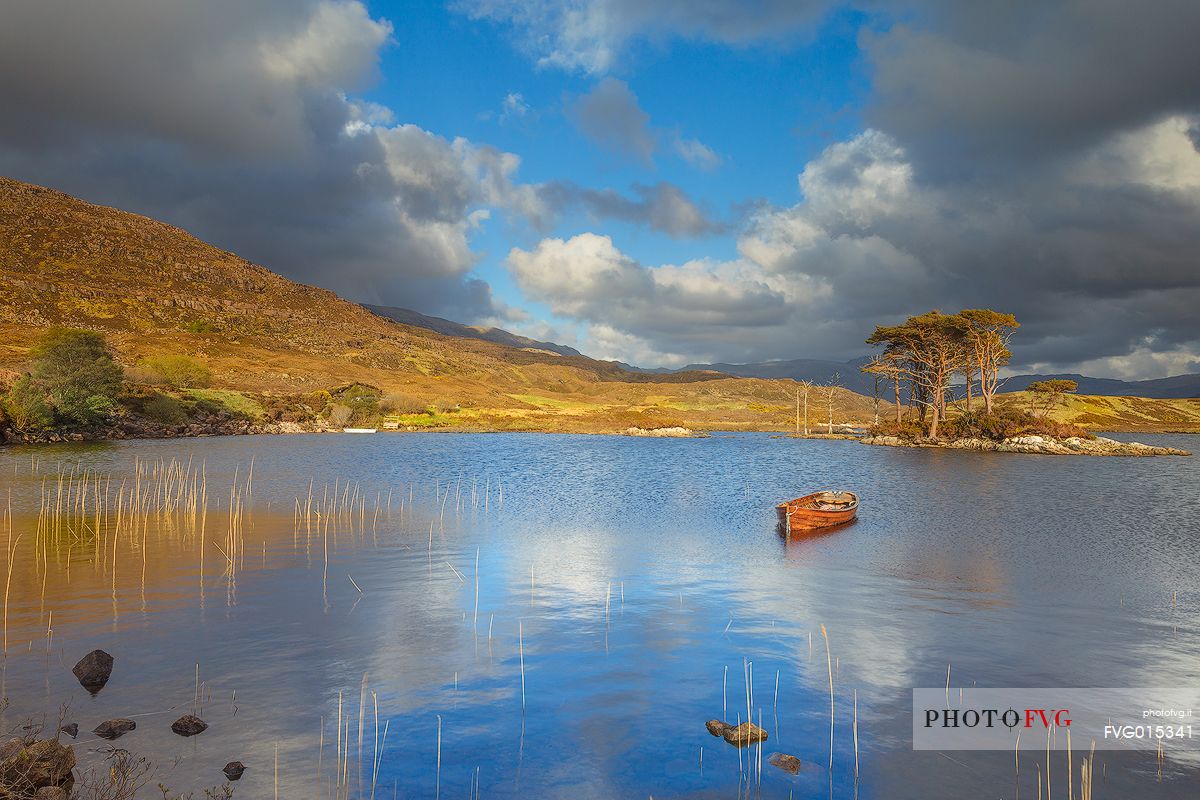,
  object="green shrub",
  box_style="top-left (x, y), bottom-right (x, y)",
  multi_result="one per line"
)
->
top-left (329, 383), bottom-right (381, 425)
top-left (186, 319), bottom-right (216, 334)
top-left (137, 354), bottom-right (212, 388)
top-left (27, 327), bottom-right (123, 425)
top-left (141, 393), bottom-right (189, 425)
top-left (4, 375), bottom-right (54, 431)
top-left (185, 389), bottom-right (263, 419)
